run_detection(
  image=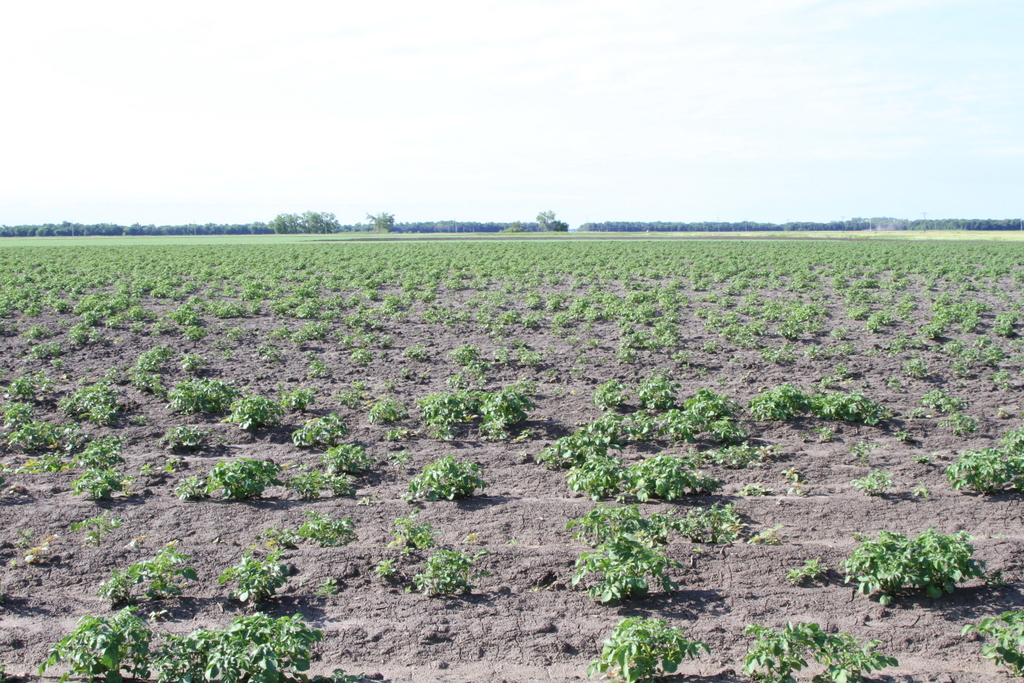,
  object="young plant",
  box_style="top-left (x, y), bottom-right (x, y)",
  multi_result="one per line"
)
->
top-left (788, 558), bottom-right (829, 586)
top-left (593, 380), bottom-right (630, 411)
top-left (167, 378), bottom-right (239, 413)
top-left (389, 509), bottom-right (438, 553)
top-left (5, 371), bottom-right (55, 401)
top-left (39, 607), bottom-right (153, 683)
top-left (59, 383), bottom-right (120, 426)
top-left (748, 384), bottom-right (811, 421)
top-left (743, 622), bottom-right (897, 683)
top-left (72, 468), bottom-right (132, 501)
top-left (477, 387), bottom-right (535, 439)
top-left (567, 504), bottom-right (681, 547)
top-left (412, 549), bottom-right (488, 596)
top-left (174, 475), bottom-right (209, 501)
top-left (963, 609), bottom-right (1024, 677)
top-left (73, 436), bottom-right (126, 469)
top-left (227, 395), bottom-right (284, 430)
top-left (278, 386), bottom-right (316, 412)
top-left (573, 535), bottom-right (680, 603)
top-left (297, 512), bottom-right (356, 547)
top-left (843, 528), bottom-right (986, 605)
top-left (946, 447), bottom-right (1024, 494)
top-left (919, 389), bottom-right (967, 414)
top-left (939, 412), bottom-right (978, 436)
top-left (291, 413), bottom-right (350, 447)
top-left (636, 373), bottom-right (679, 410)
top-left (809, 391), bottom-right (889, 426)
top-left (417, 391), bottom-right (480, 440)
top-left (567, 455), bottom-right (627, 501)
top-left (403, 454), bottom-right (487, 501)
top-left (179, 353), bottom-right (207, 373)
top-left (217, 549), bottom-right (289, 603)
top-left (153, 613), bottom-right (329, 683)
top-left (70, 512), bottom-right (124, 547)
top-left (627, 454), bottom-right (721, 502)
top-left (851, 470), bottom-right (894, 496)
top-left (588, 617), bottom-right (709, 683)
top-left (367, 398), bottom-right (409, 425)
top-left (158, 425), bottom-right (209, 451)
top-left (206, 458), bottom-right (283, 499)
top-left (99, 543), bottom-right (198, 605)
top-left (738, 483), bottom-right (773, 497)
top-left (321, 443), bottom-right (374, 475)
top-left (674, 503), bottom-right (744, 543)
